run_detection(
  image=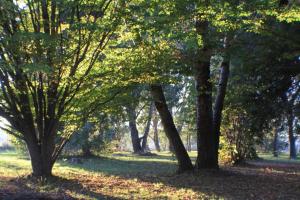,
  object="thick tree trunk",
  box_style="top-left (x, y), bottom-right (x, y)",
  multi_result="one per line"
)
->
top-left (287, 112), bottom-right (297, 159)
top-left (194, 18), bottom-right (218, 169)
top-left (194, 61), bottom-right (218, 169)
top-left (141, 102), bottom-right (154, 152)
top-left (212, 61), bottom-right (230, 163)
top-left (126, 106), bottom-right (142, 153)
top-left (150, 85), bottom-right (193, 172)
top-left (152, 111), bottom-right (161, 152)
top-left (26, 135), bottom-right (55, 177)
